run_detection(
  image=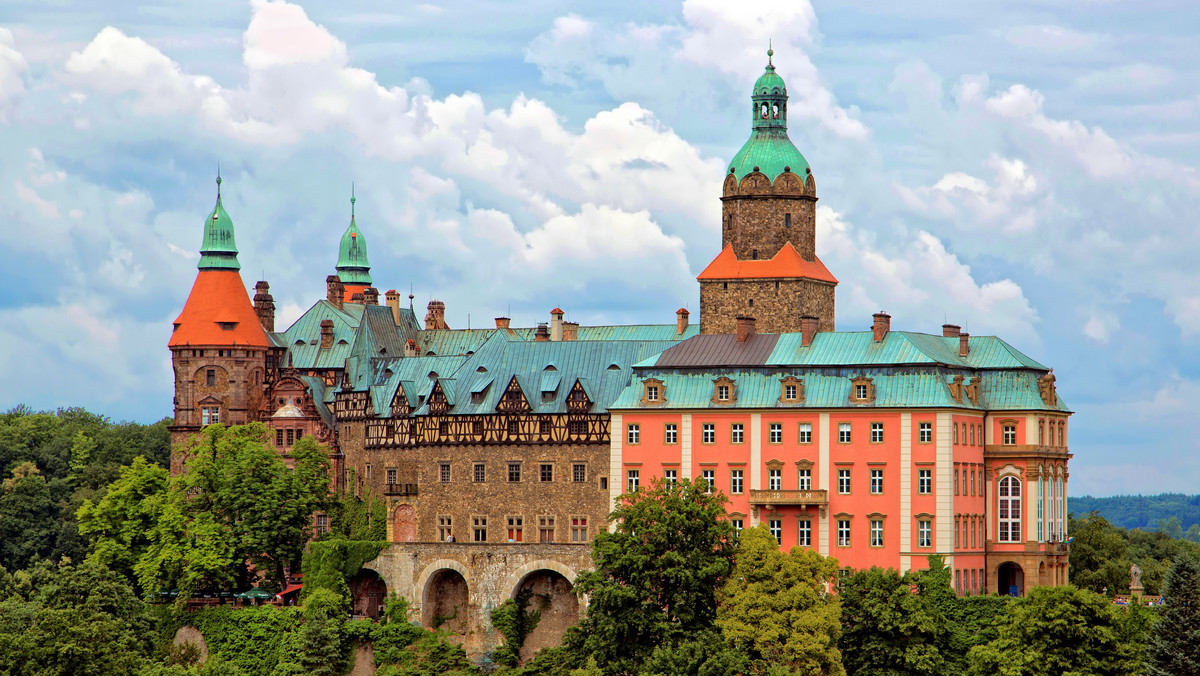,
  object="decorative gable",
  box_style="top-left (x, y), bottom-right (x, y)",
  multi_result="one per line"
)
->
top-left (779, 376), bottom-right (804, 405)
top-left (712, 376), bottom-right (737, 406)
top-left (849, 375), bottom-right (875, 405)
top-left (428, 381), bottom-right (451, 415)
top-left (641, 378), bottom-right (666, 407)
top-left (947, 374), bottom-right (964, 404)
top-left (566, 380), bottom-right (592, 413)
top-left (497, 376), bottom-right (531, 413)
top-left (390, 385), bottom-right (411, 418)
